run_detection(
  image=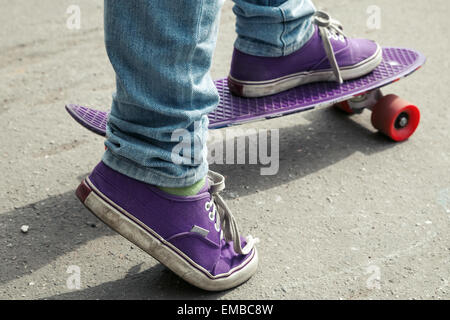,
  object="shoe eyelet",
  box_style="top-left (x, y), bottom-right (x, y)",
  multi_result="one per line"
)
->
top-left (205, 202), bottom-right (211, 211)
top-left (209, 211), bottom-right (215, 221)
